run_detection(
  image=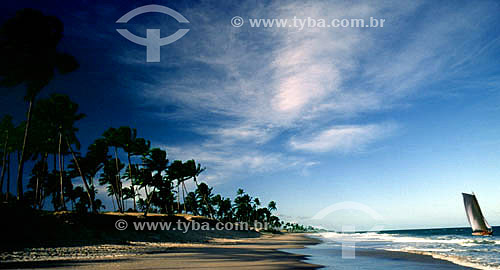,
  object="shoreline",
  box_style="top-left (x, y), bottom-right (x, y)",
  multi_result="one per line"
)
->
top-left (0, 232), bottom-right (484, 270)
top-left (291, 233), bottom-right (480, 270)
